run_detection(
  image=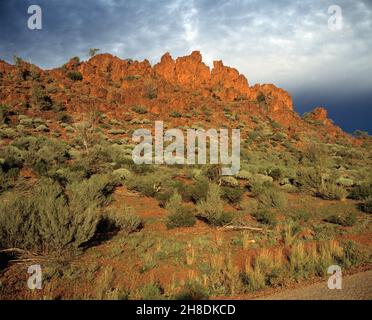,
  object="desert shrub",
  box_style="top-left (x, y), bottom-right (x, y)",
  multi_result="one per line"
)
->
top-left (197, 183), bottom-right (233, 226)
top-left (19, 138), bottom-right (70, 176)
top-left (253, 210), bottom-right (277, 226)
top-left (67, 174), bottom-right (117, 209)
top-left (35, 124), bottom-right (49, 132)
top-left (324, 212), bottom-right (357, 227)
top-left (336, 177), bottom-right (354, 188)
top-left (0, 128), bottom-right (17, 139)
top-left (0, 146), bottom-right (24, 173)
top-left (58, 113), bottom-right (73, 124)
top-left (289, 241), bottom-right (343, 279)
top-left (341, 240), bottom-right (369, 267)
top-left (0, 179), bottom-right (102, 253)
top-left (175, 281), bottom-right (209, 300)
top-left (268, 168), bottom-right (282, 181)
top-left (255, 186), bottom-right (287, 209)
top-left (221, 186), bottom-right (244, 204)
top-left (138, 282), bottom-right (163, 300)
top-left (182, 176), bottom-right (209, 203)
top-left (67, 71), bottom-right (83, 81)
top-left (358, 197), bottom-right (372, 213)
top-left (144, 85), bottom-right (157, 100)
top-left (112, 168), bottom-right (132, 181)
top-left (131, 105), bottom-right (148, 114)
top-left (289, 209), bottom-right (312, 223)
top-left (126, 173), bottom-right (163, 197)
top-left (70, 145), bottom-right (113, 175)
top-left (170, 111), bottom-right (182, 118)
top-left (165, 192), bottom-right (196, 229)
top-left (296, 167), bottom-right (323, 190)
top-left (103, 205), bottom-right (143, 233)
top-left (249, 174), bottom-right (273, 186)
top-left (317, 183), bottom-right (348, 201)
top-left (108, 129), bottom-right (126, 135)
top-left (0, 104), bottom-right (10, 124)
top-left (348, 184), bottom-right (372, 200)
top-left (235, 170), bottom-right (252, 180)
top-left (220, 176), bottom-right (239, 187)
top-left (31, 85), bottom-right (53, 110)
